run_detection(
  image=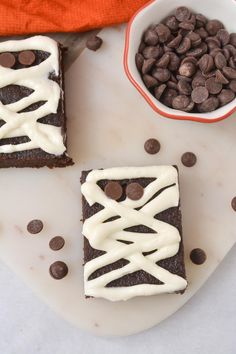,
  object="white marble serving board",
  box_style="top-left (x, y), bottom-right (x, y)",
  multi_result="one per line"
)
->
top-left (0, 25), bottom-right (236, 337)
